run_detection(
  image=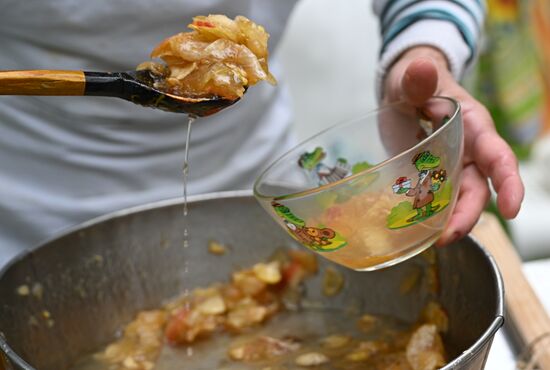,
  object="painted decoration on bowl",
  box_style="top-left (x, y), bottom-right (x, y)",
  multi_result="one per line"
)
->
top-left (298, 147), bottom-right (350, 186)
top-left (298, 146), bottom-right (374, 187)
top-left (271, 201), bottom-right (347, 252)
top-left (387, 151), bottom-right (451, 229)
